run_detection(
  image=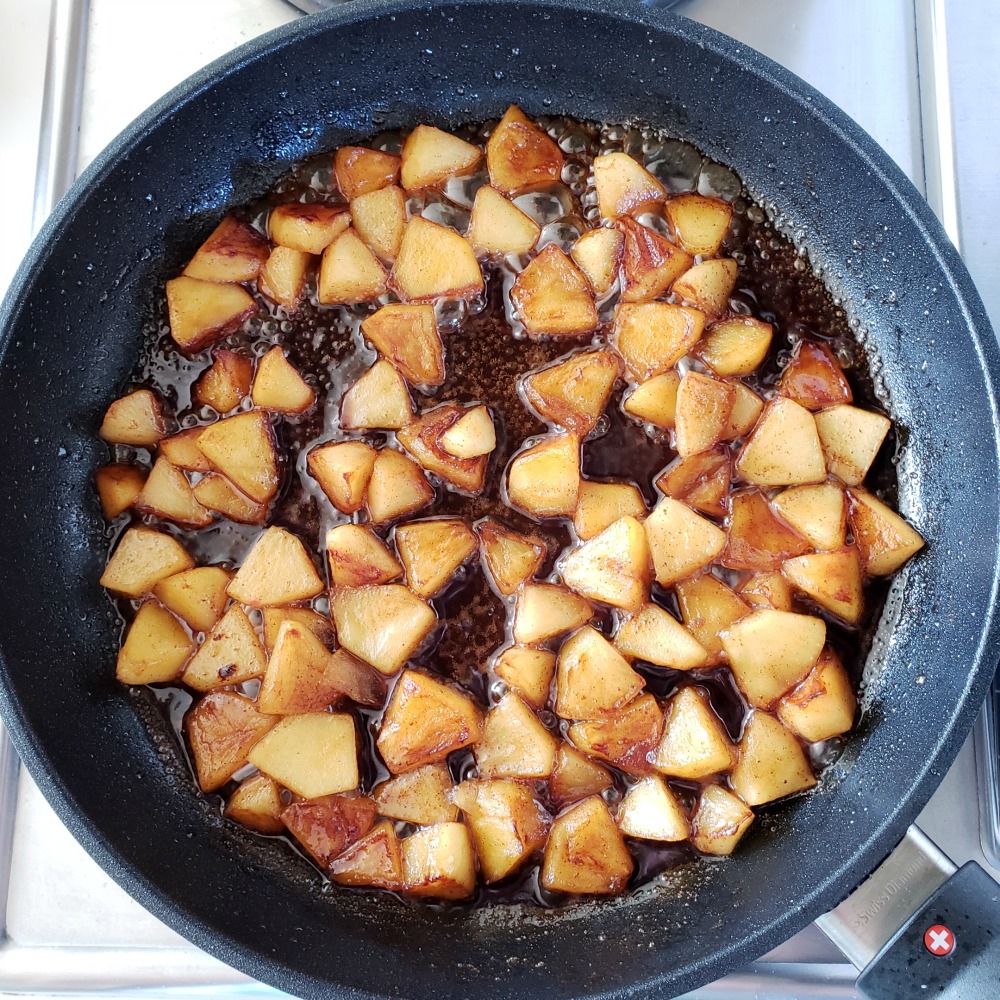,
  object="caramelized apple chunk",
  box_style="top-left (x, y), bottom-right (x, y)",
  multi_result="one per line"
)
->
top-left (340, 359), bottom-right (413, 430)
top-left (400, 124), bottom-right (482, 190)
top-left (227, 526), bottom-right (324, 608)
top-left (614, 303), bottom-right (705, 380)
top-left (250, 347), bottom-right (315, 415)
top-left (570, 227), bottom-right (623, 295)
top-left (116, 600), bottom-right (194, 685)
top-left (559, 515), bottom-right (651, 611)
top-left (468, 184), bottom-right (541, 256)
top-left (95, 463), bottom-right (147, 519)
top-left (268, 202), bottom-right (350, 254)
top-left (541, 796), bottom-right (633, 895)
top-left (334, 146), bottom-right (400, 200)
top-left (521, 350), bottom-right (621, 436)
top-left (506, 434), bottom-right (580, 517)
top-left (318, 228), bottom-right (387, 305)
top-left (395, 517), bottom-right (477, 598)
top-left (192, 349), bottom-right (253, 413)
top-left (477, 519), bottom-right (546, 597)
top-left (183, 215), bottom-right (269, 283)
top-left (665, 194), bottom-right (733, 256)
top-left (360, 303), bottom-right (444, 386)
top-left (510, 245), bottom-right (598, 337)
top-left (308, 441), bottom-right (377, 514)
top-left (391, 216), bottom-right (483, 302)
top-left (166, 275), bottom-right (256, 352)
top-left (617, 217), bottom-right (693, 303)
top-left (197, 410), bottom-right (280, 504)
top-left (486, 104), bottom-right (563, 195)
top-left (476, 692), bottom-right (557, 780)
top-left (100, 389), bottom-right (166, 447)
top-left (100, 527), bottom-right (194, 599)
top-left (593, 152), bottom-right (666, 219)
top-left (187, 691), bottom-right (276, 792)
top-left (512, 583), bottom-right (592, 645)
